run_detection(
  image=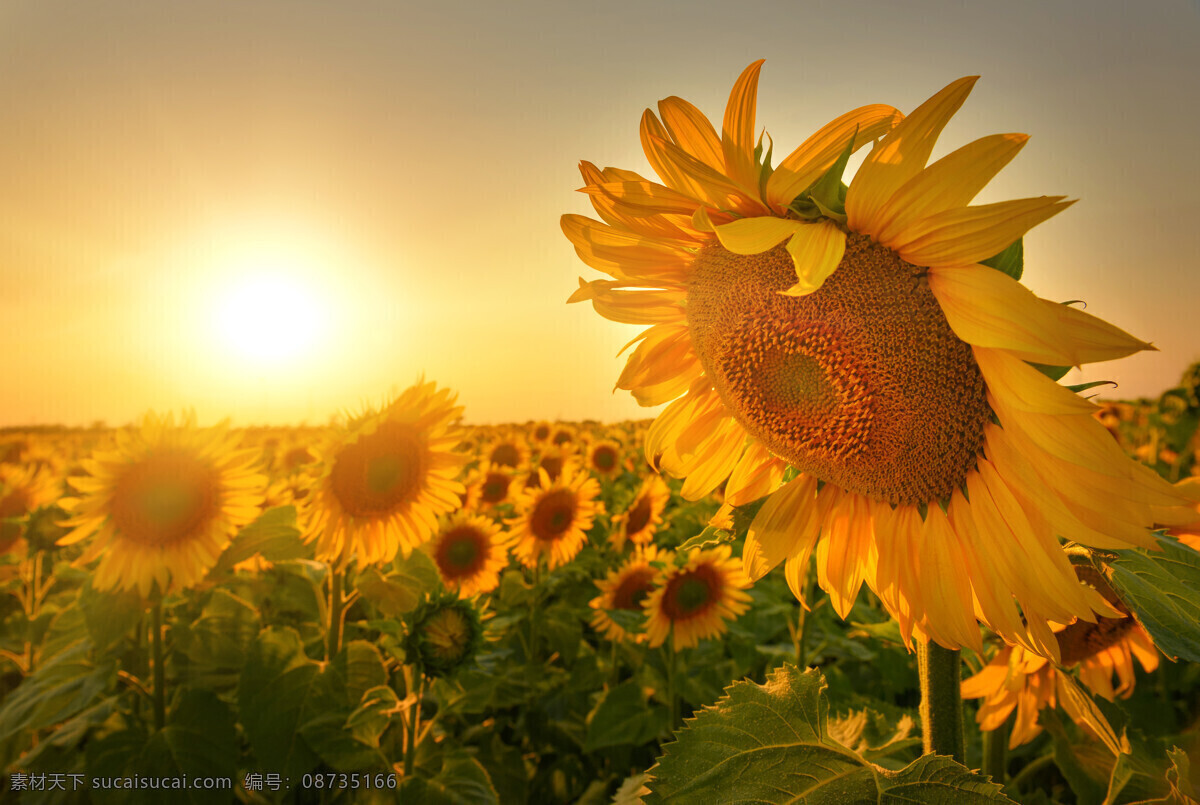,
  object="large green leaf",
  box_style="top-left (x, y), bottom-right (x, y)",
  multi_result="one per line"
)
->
top-left (176, 588), bottom-right (261, 689)
top-left (1102, 536), bottom-right (1200, 662)
top-left (79, 582), bottom-right (145, 654)
top-left (0, 638), bottom-right (116, 743)
top-left (356, 551), bottom-right (441, 617)
top-left (210, 505), bottom-right (308, 575)
top-left (644, 664), bottom-right (1013, 804)
top-left (584, 680), bottom-right (669, 752)
top-left (87, 689), bottom-right (238, 805)
top-left (400, 744), bottom-right (500, 804)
